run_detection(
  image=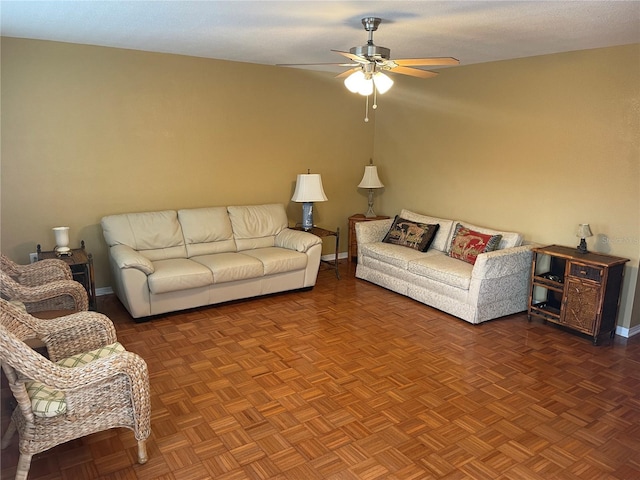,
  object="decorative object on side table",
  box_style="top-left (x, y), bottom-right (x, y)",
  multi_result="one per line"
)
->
top-left (357, 159), bottom-right (384, 218)
top-left (52, 226), bottom-right (71, 255)
top-left (291, 170), bottom-right (328, 231)
top-left (37, 240), bottom-right (97, 310)
top-left (576, 223), bottom-right (593, 254)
